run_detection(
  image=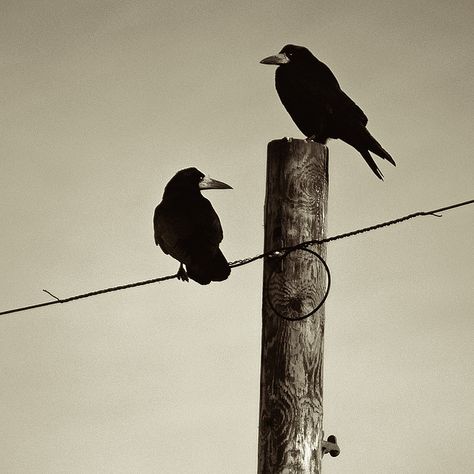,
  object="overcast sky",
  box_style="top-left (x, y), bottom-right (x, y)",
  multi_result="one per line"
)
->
top-left (1, 1), bottom-right (473, 473)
